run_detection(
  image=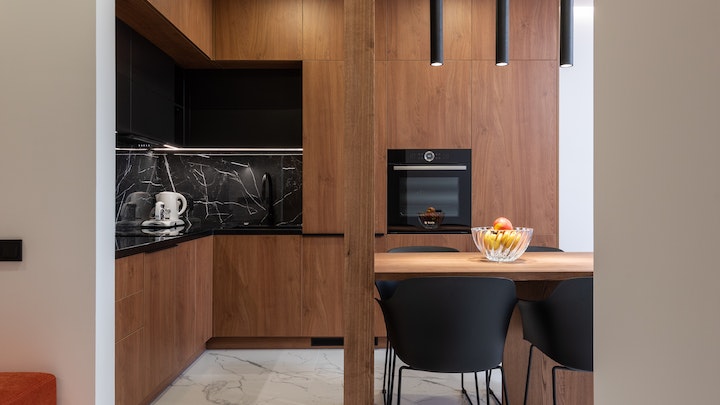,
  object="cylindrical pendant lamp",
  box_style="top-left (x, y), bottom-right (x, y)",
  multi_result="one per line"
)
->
top-left (496, 0), bottom-right (509, 66)
top-left (560, 0), bottom-right (574, 67)
top-left (430, 0), bottom-right (443, 66)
